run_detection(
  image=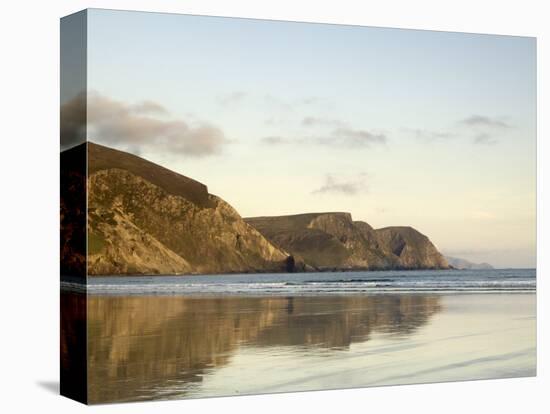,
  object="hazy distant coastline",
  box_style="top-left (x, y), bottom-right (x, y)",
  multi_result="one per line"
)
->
top-left (445, 256), bottom-right (494, 270)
